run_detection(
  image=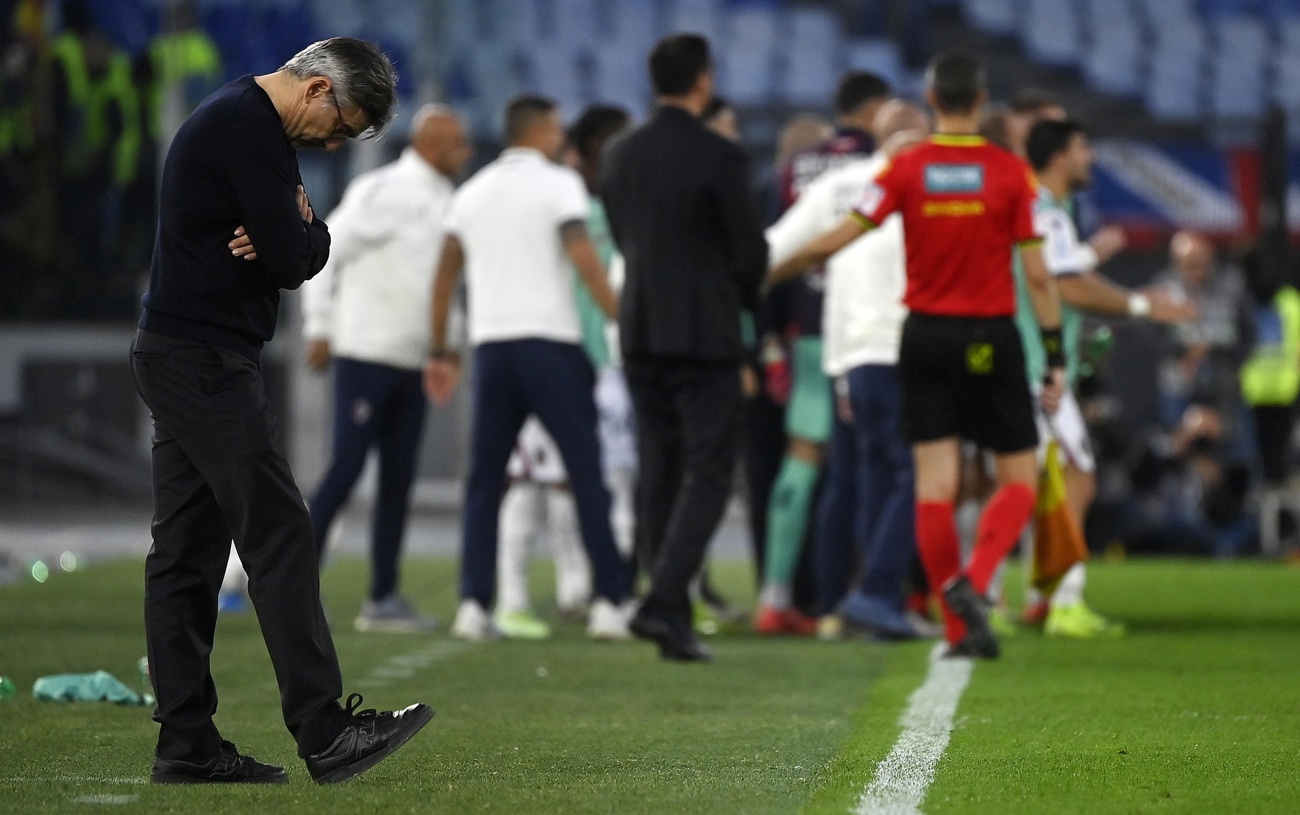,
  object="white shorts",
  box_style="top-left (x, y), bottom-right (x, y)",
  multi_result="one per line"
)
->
top-left (507, 416), bottom-right (567, 485)
top-left (1036, 387), bottom-right (1095, 474)
top-left (595, 367), bottom-right (637, 474)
